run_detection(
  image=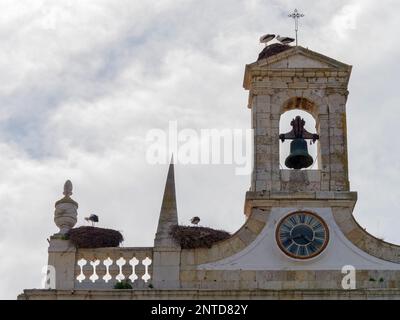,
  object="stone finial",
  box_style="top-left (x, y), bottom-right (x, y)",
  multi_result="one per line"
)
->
top-left (54, 180), bottom-right (78, 235)
top-left (55, 180), bottom-right (78, 207)
top-left (63, 180), bottom-right (73, 197)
